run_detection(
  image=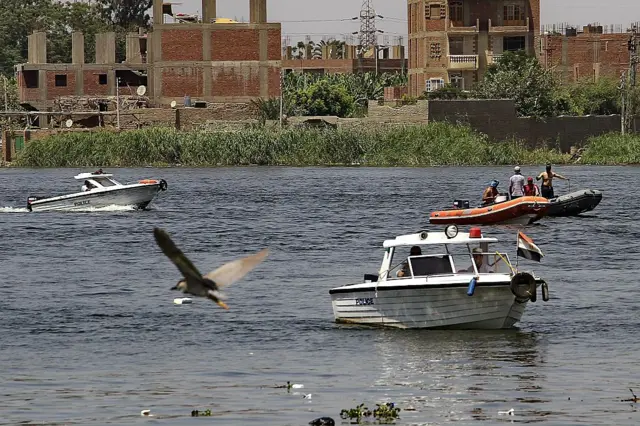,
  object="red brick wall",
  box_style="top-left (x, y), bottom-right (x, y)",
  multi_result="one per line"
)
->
top-left (267, 29), bottom-right (281, 60)
top-left (211, 29), bottom-right (259, 61)
top-left (83, 71), bottom-right (109, 96)
top-left (424, 19), bottom-right (445, 31)
top-left (268, 67), bottom-right (281, 97)
top-left (46, 71), bottom-right (75, 97)
top-left (162, 67), bottom-right (204, 97)
top-left (17, 71), bottom-right (40, 102)
top-left (530, 0), bottom-right (540, 35)
top-left (161, 29), bottom-right (203, 61)
top-left (212, 66), bottom-right (260, 97)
